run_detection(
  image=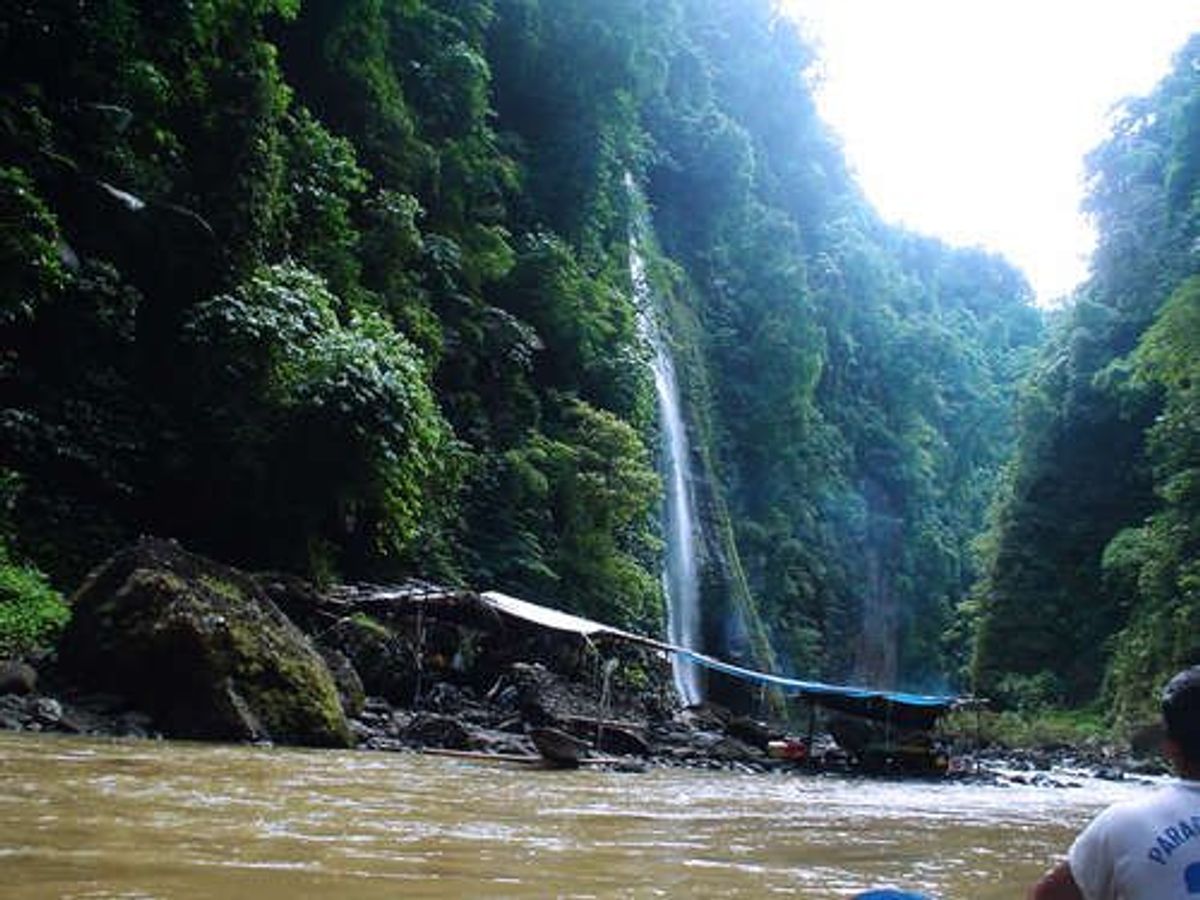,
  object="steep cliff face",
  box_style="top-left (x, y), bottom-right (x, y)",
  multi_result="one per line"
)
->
top-left (632, 2), bottom-right (1041, 690)
top-left (0, 0), bottom-right (1040, 698)
top-left (971, 36), bottom-right (1200, 715)
top-left (633, 241), bottom-right (781, 702)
